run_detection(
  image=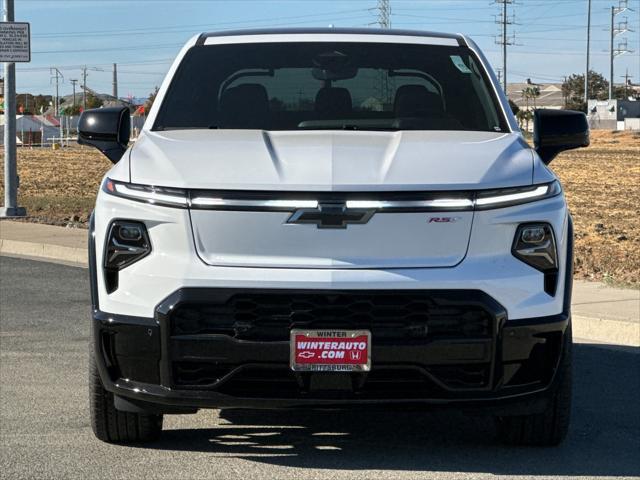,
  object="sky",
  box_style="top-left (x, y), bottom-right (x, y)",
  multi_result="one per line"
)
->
top-left (6, 0), bottom-right (640, 100)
